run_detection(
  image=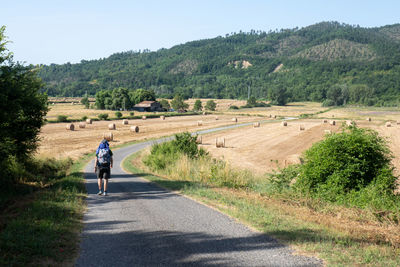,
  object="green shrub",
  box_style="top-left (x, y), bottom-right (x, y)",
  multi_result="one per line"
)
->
top-left (295, 126), bottom-right (398, 207)
top-left (23, 157), bottom-right (73, 185)
top-left (98, 113), bottom-right (109, 120)
top-left (129, 112), bottom-right (134, 117)
top-left (143, 132), bottom-right (207, 171)
top-left (115, 111), bottom-right (122, 118)
top-left (322, 99), bottom-right (335, 107)
top-left (229, 105), bottom-right (239, 110)
top-left (57, 115), bottom-right (68, 122)
top-left (81, 115), bottom-right (88, 121)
